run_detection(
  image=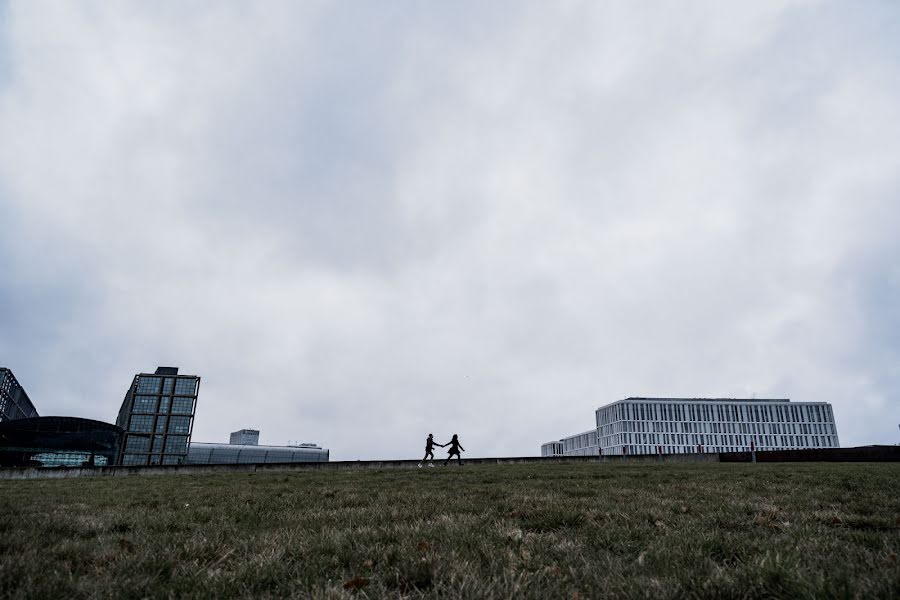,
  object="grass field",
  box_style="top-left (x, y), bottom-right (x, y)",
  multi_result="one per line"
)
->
top-left (1, 462), bottom-right (899, 599)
